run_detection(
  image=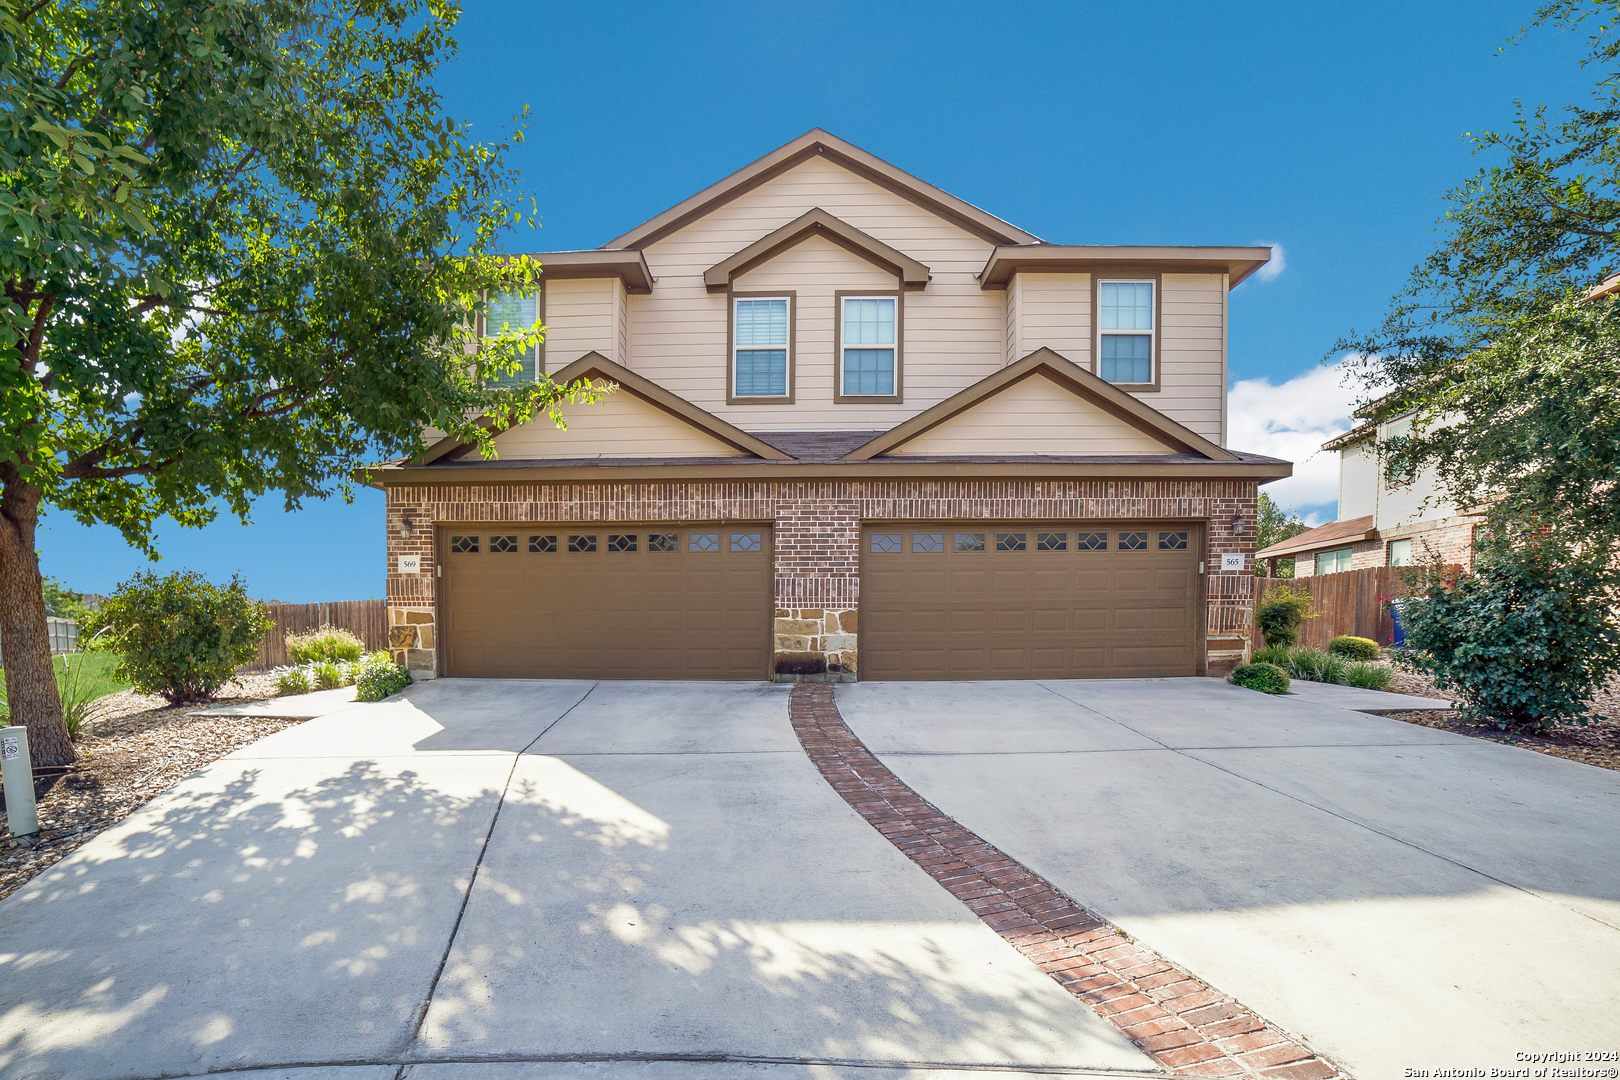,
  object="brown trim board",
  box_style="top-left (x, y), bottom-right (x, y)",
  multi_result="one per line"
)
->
top-left (705, 209), bottom-right (930, 293)
top-left (980, 246), bottom-right (1273, 290)
top-left (726, 289), bottom-right (798, 405)
top-left (843, 347), bottom-right (1237, 461)
top-left (1090, 270), bottom-right (1162, 394)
